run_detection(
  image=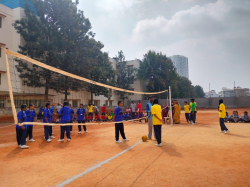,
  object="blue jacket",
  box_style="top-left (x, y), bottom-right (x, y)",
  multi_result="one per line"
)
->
top-left (77, 108), bottom-right (86, 121)
top-left (114, 106), bottom-right (123, 122)
top-left (50, 106), bottom-right (54, 114)
top-left (43, 107), bottom-right (51, 123)
top-left (70, 108), bottom-right (74, 120)
top-left (39, 107), bottom-right (43, 115)
top-left (59, 106), bottom-right (71, 123)
top-left (16, 110), bottom-right (27, 129)
top-left (25, 109), bottom-right (37, 126)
